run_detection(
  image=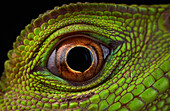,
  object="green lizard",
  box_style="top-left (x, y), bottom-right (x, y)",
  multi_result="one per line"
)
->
top-left (0, 2), bottom-right (170, 111)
